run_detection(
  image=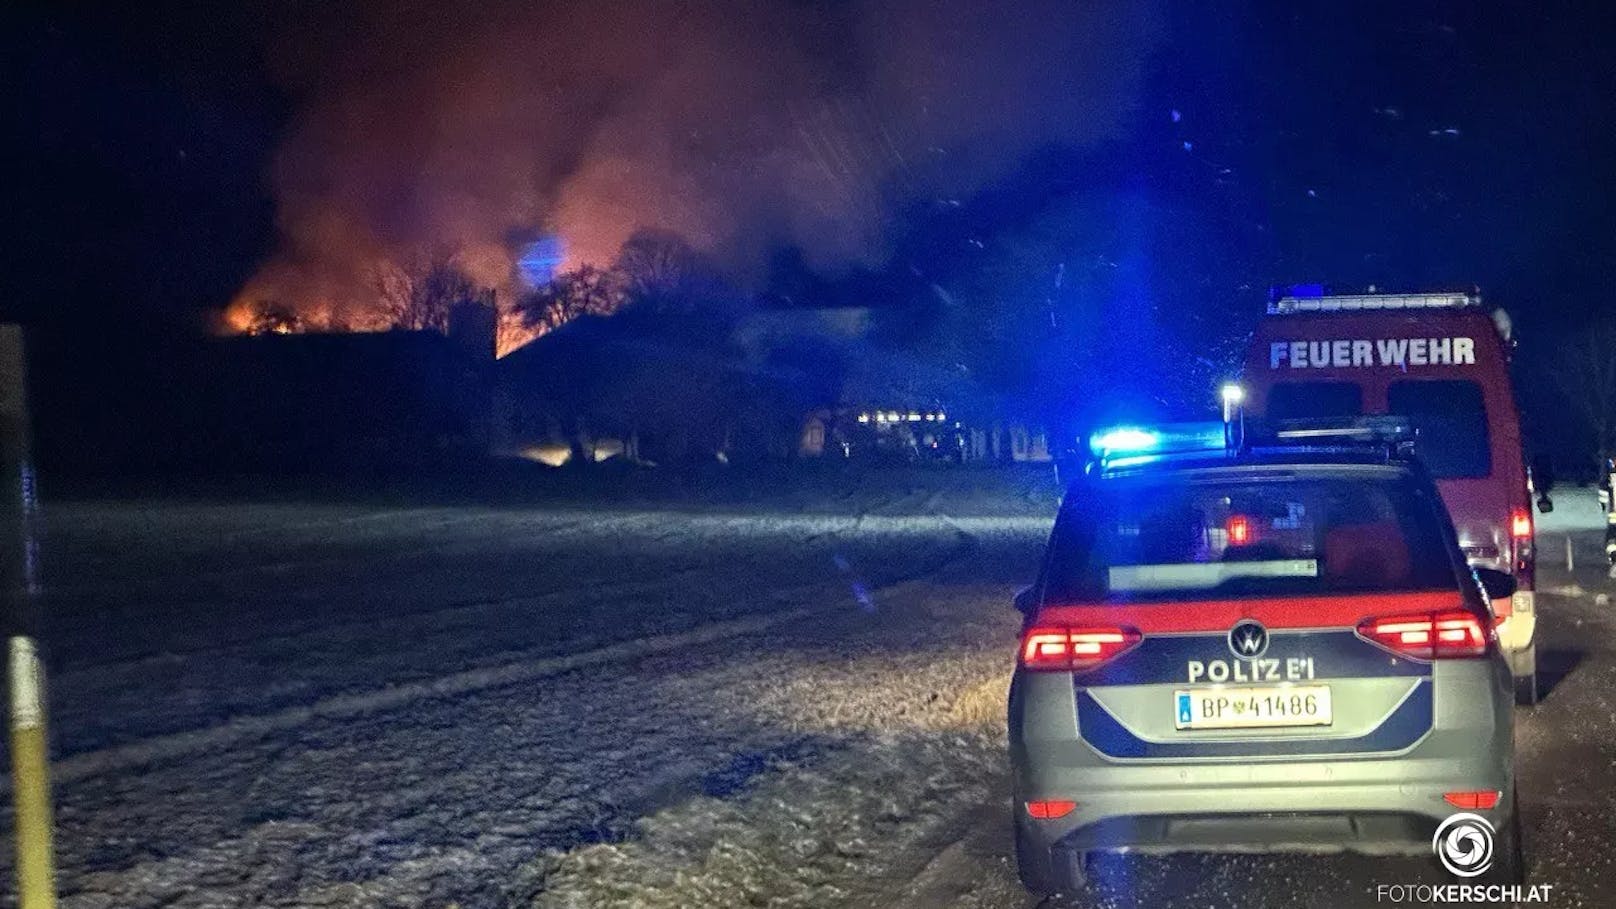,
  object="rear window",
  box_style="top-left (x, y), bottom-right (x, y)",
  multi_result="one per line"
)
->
top-left (1387, 380), bottom-right (1492, 479)
top-left (1266, 382), bottom-right (1364, 420)
top-left (1045, 472), bottom-right (1457, 603)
